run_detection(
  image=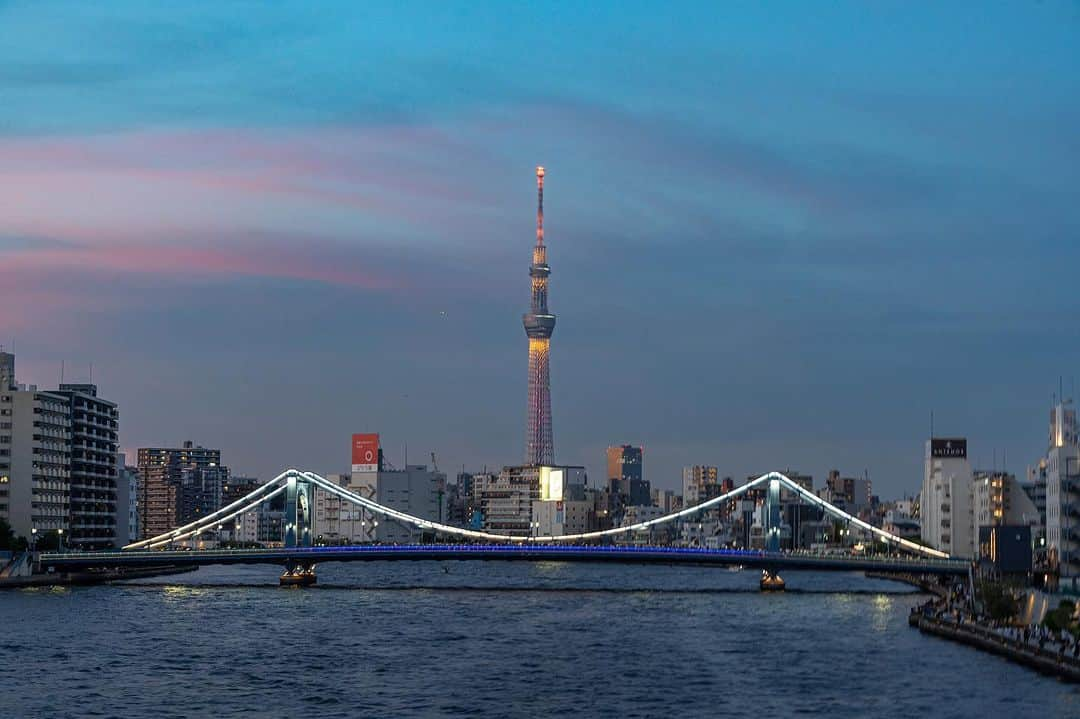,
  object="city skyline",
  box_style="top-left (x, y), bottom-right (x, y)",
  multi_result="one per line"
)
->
top-left (2, 2), bottom-right (1079, 497)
